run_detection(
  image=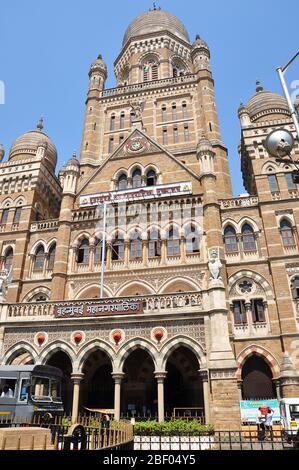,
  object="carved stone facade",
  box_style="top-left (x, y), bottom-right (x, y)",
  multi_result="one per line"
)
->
top-left (0, 8), bottom-right (299, 429)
